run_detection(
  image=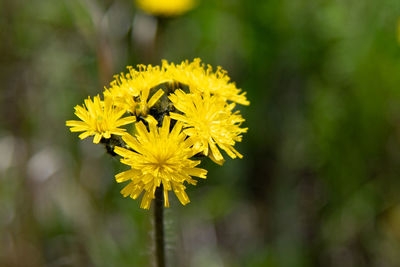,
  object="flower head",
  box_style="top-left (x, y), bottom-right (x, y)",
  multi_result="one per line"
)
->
top-left (136, 0), bottom-right (196, 17)
top-left (169, 89), bottom-right (247, 165)
top-left (104, 64), bottom-right (168, 117)
top-left (164, 58), bottom-right (250, 106)
top-left (114, 116), bottom-right (207, 209)
top-left (66, 95), bottom-right (136, 143)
